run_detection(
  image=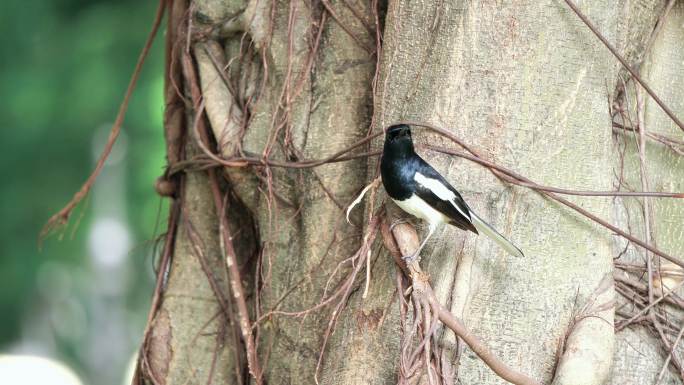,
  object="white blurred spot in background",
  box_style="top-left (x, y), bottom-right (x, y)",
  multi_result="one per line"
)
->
top-left (88, 218), bottom-right (131, 269)
top-left (0, 355), bottom-right (84, 385)
top-left (122, 353), bottom-right (138, 385)
top-left (7, 125), bottom-right (143, 385)
top-left (83, 125), bottom-right (136, 383)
